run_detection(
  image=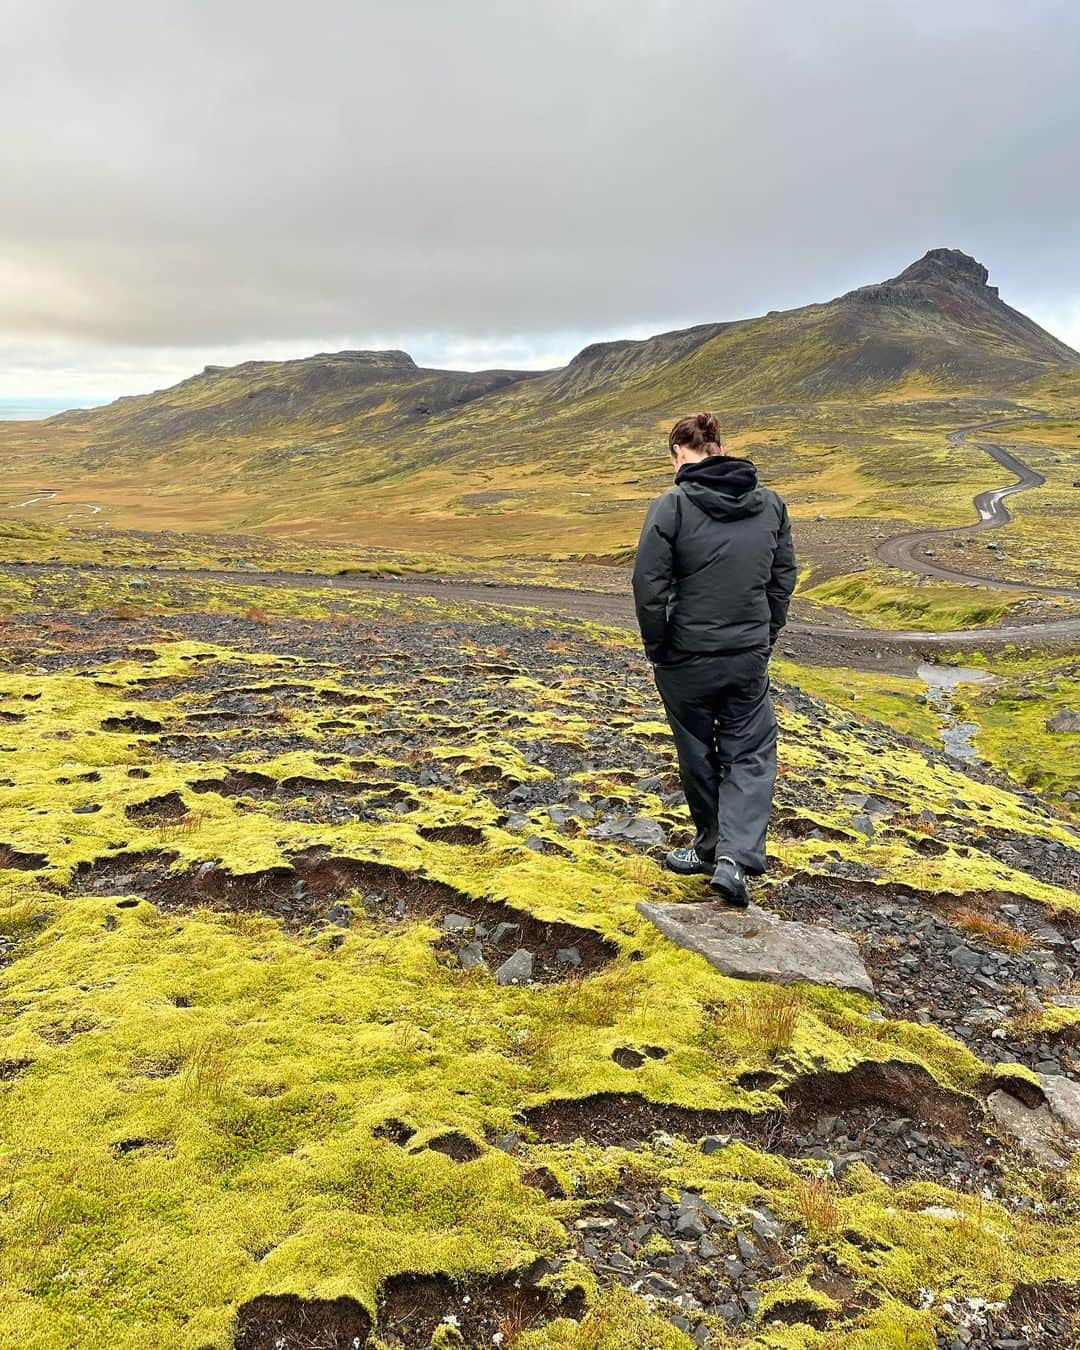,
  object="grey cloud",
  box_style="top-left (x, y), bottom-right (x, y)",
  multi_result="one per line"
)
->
top-left (2, 0), bottom-right (1079, 373)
